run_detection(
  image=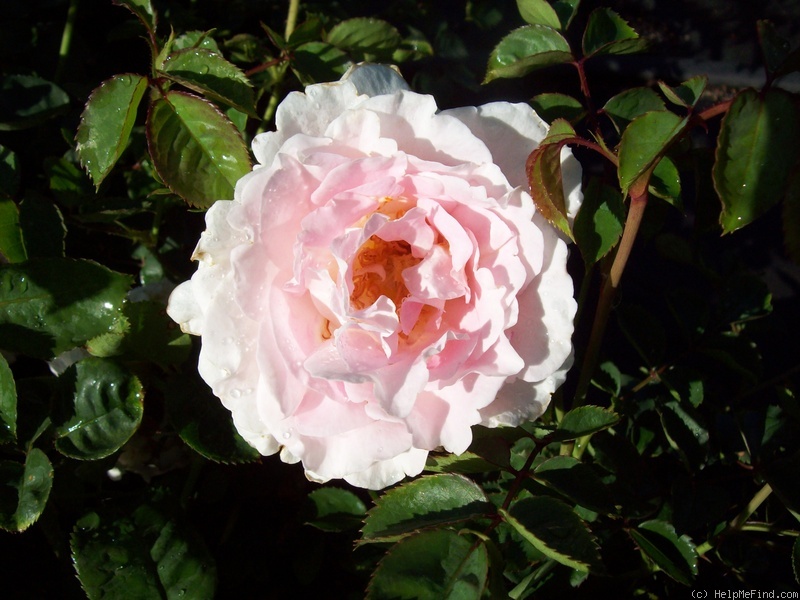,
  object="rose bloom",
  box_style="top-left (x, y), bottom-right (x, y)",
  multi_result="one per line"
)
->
top-left (168, 64), bottom-right (581, 489)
